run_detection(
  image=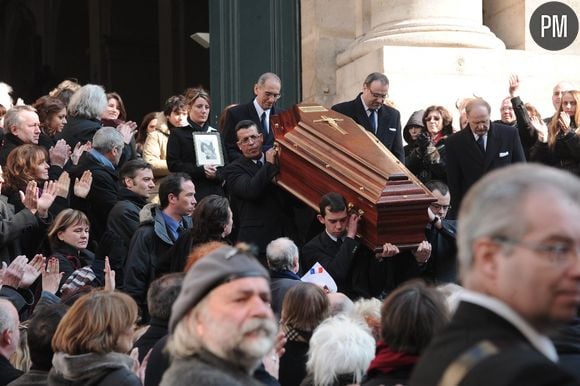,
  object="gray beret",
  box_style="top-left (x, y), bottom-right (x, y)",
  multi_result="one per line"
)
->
top-left (169, 245), bottom-right (269, 333)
